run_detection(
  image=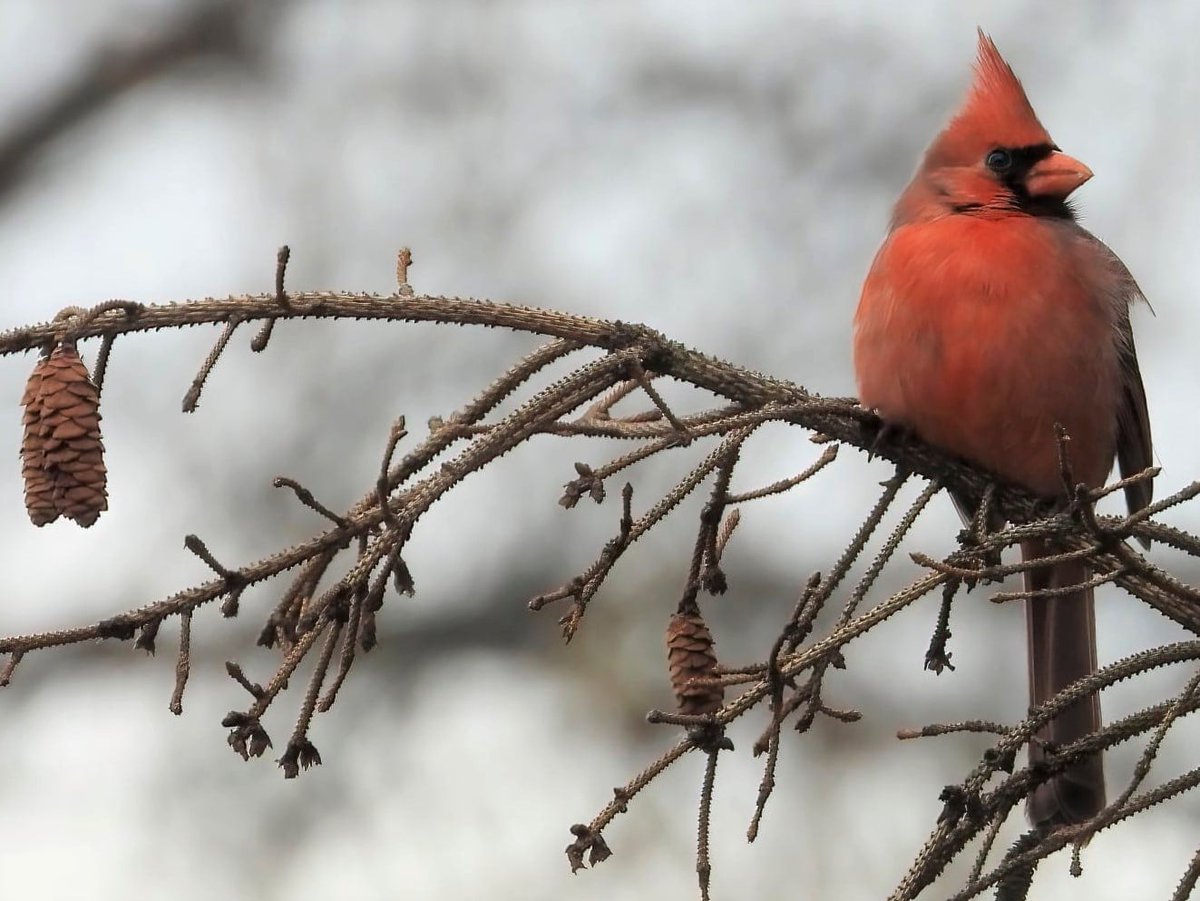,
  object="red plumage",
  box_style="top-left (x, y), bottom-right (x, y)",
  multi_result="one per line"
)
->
top-left (854, 32), bottom-right (1153, 829)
